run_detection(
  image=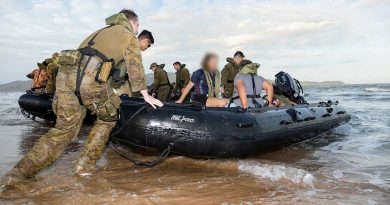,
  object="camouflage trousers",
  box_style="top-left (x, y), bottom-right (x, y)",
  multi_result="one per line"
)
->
top-left (157, 85), bottom-right (170, 102)
top-left (222, 83), bottom-right (234, 99)
top-left (6, 56), bottom-right (120, 180)
top-left (45, 81), bottom-right (55, 94)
